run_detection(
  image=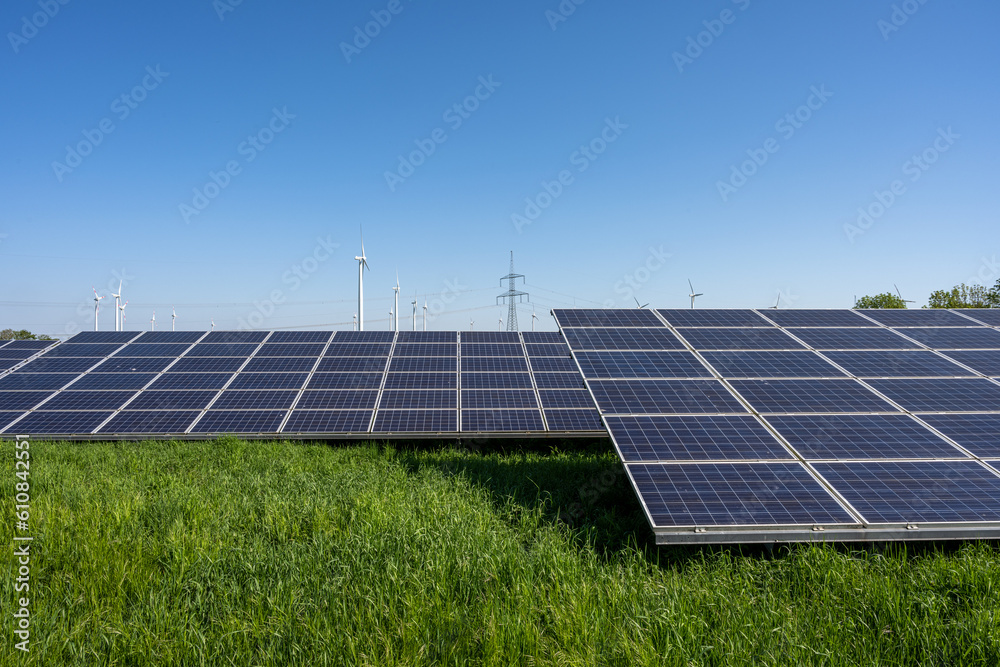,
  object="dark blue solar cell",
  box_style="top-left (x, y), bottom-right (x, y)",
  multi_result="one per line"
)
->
top-left (201, 331), bottom-right (270, 344)
top-left (767, 414), bottom-right (963, 460)
top-left (529, 356), bottom-right (579, 373)
top-left (607, 415), bottom-right (791, 461)
top-left (43, 343), bottom-right (123, 357)
top-left (952, 310), bottom-right (1000, 326)
top-left (185, 343), bottom-right (258, 357)
top-left (0, 412), bottom-right (26, 431)
top-left (0, 359), bottom-right (22, 370)
top-left (460, 356), bottom-right (527, 372)
top-left (3, 339), bottom-right (58, 349)
top-left (787, 328), bottom-right (918, 350)
top-left (148, 373), bottom-right (234, 390)
top-left (939, 351), bottom-right (1000, 376)
top-left (267, 331), bottom-right (333, 343)
top-left (41, 391), bottom-right (136, 411)
top-left (823, 350), bottom-right (973, 377)
top-left (95, 357), bottom-right (175, 373)
top-left (388, 357), bottom-right (456, 372)
top-left (0, 374), bottom-right (80, 391)
top-left (813, 461), bottom-right (1000, 523)
top-left (68, 373), bottom-right (157, 390)
top-left (393, 343), bottom-right (457, 357)
top-left (212, 390), bottom-right (298, 410)
top-left (136, 331), bottom-right (206, 344)
top-left (169, 357), bottom-right (250, 373)
top-left (701, 351), bottom-right (844, 379)
top-left (317, 356), bottom-right (388, 373)
top-left (525, 343), bottom-right (571, 357)
top-left (282, 410), bottom-right (372, 433)
top-left (658, 309), bottom-right (773, 328)
top-left (241, 357), bottom-right (318, 373)
top-left (127, 390), bottom-right (217, 410)
top-left (537, 389), bottom-right (596, 409)
top-left (324, 343), bottom-right (393, 357)
top-left (576, 350), bottom-right (711, 379)
top-left (379, 390), bottom-right (457, 410)
top-left (730, 379), bottom-right (894, 413)
top-left (628, 462), bottom-right (855, 527)
top-left (190, 410), bottom-right (287, 433)
top-left (544, 409), bottom-right (604, 431)
top-left (563, 328), bottom-right (685, 351)
top-left (758, 310), bottom-right (872, 328)
top-left (921, 414), bottom-right (1000, 457)
top-left (859, 310), bottom-right (974, 327)
top-left (97, 411), bottom-right (201, 433)
top-left (333, 331), bottom-right (395, 343)
top-left (589, 379), bottom-right (747, 414)
top-left (461, 331), bottom-right (521, 343)
top-left (256, 343), bottom-right (326, 357)
top-left (461, 389), bottom-right (538, 409)
top-left (117, 343), bottom-right (194, 357)
top-left (553, 309), bottom-right (664, 328)
top-left (307, 373), bottom-right (384, 390)
top-left (296, 390), bottom-right (379, 410)
top-left (461, 373), bottom-right (533, 389)
top-left (891, 327), bottom-right (1000, 349)
top-left (65, 331), bottom-right (142, 344)
top-left (461, 409), bottom-right (544, 432)
top-left (0, 392), bottom-right (54, 410)
top-left (17, 357), bottom-right (103, 373)
top-left (678, 328), bottom-right (804, 351)
top-left (396, 331), bottom-right (457, 343)
top-left (4, 411), bottom-right (114, 434)
top-left (227, 373), bottom-right (308, 390)
top-left (531, 372), bottom-right (587, 389)
top-left (0, 350), bottom-right (33, 361)
top-left (523, 332), bottom-right (566, 344)
top-left (461, 343), bottom-right (524, 357)
top-left (384, 372), bottom-right (456, 389)
top-left (373, 410), bottom-right (457, 432)
top-left (866, 378), bottom-right (1000, 412)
